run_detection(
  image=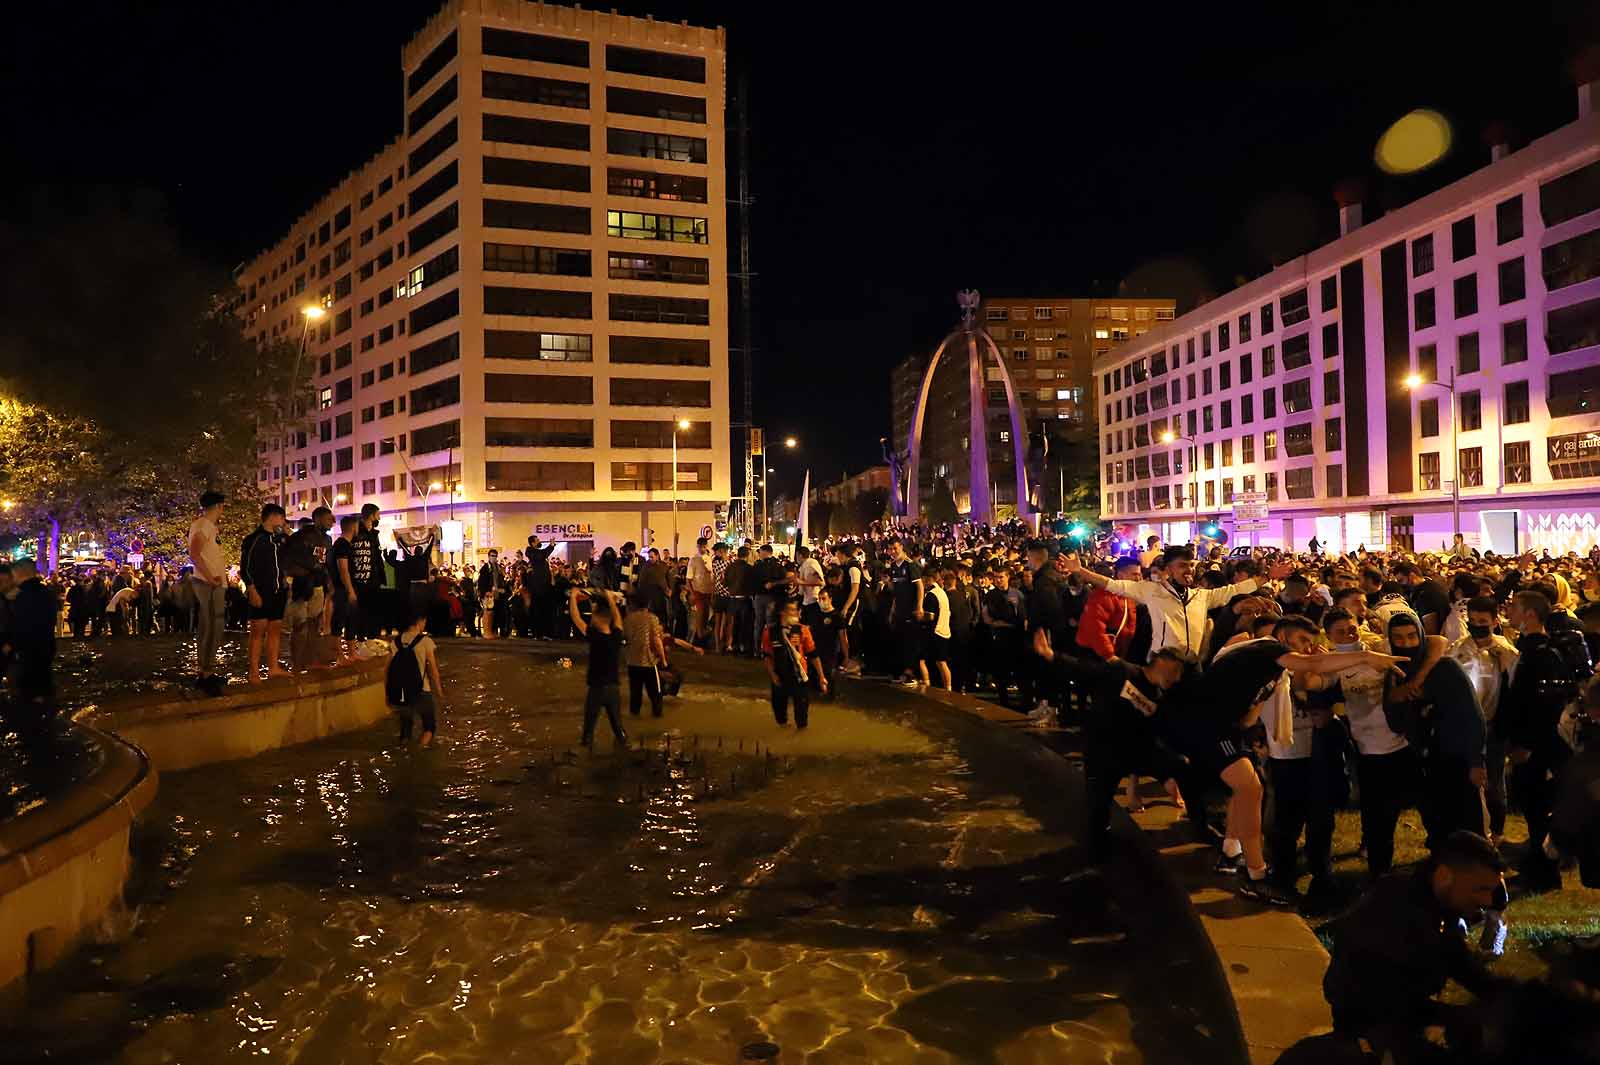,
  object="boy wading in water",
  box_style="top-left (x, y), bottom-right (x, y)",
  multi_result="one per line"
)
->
top-left (763, 599), bottom-right (826, 729)
top-left (387, 612), bottom-right (443, 746)
top-left (570, 586), bottom-right (628, 749)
